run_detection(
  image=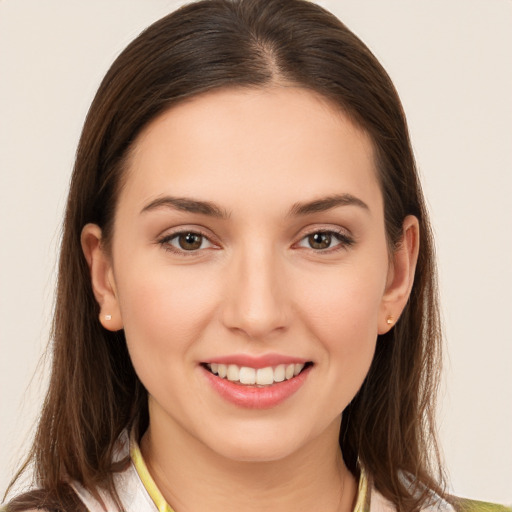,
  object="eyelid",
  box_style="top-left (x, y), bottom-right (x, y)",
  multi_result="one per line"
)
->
top-left (156, 226), bottom-right (220, 255)
top-left (293, 226), bottom-right (355, 252)
top-left (155, 224), bottom-right (354, 255)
